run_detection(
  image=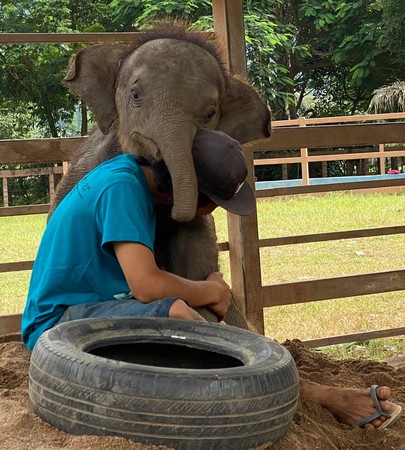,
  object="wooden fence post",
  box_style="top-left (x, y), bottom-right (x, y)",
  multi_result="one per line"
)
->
top-left (2, 177), bottom-right (9, 207)
top-left (379, 143), bottom-right (386, 174)
top-left (213, 0), bottom-right (264, 333)
top-left (299, 117), bottom-right (310, 185)
top-left (62, 161), bottom-right (69, 175)
top-left (322, 161), bottom-right (328, 177)
top-left (282, 163), bottom-right (288, 180)
top-left (49, 174), bottom-right (55, 203)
